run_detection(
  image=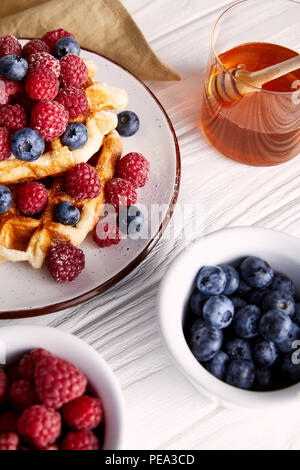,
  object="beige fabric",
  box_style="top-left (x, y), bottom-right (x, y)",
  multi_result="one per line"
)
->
top-left (0, 0), bottom-right (181, 82)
